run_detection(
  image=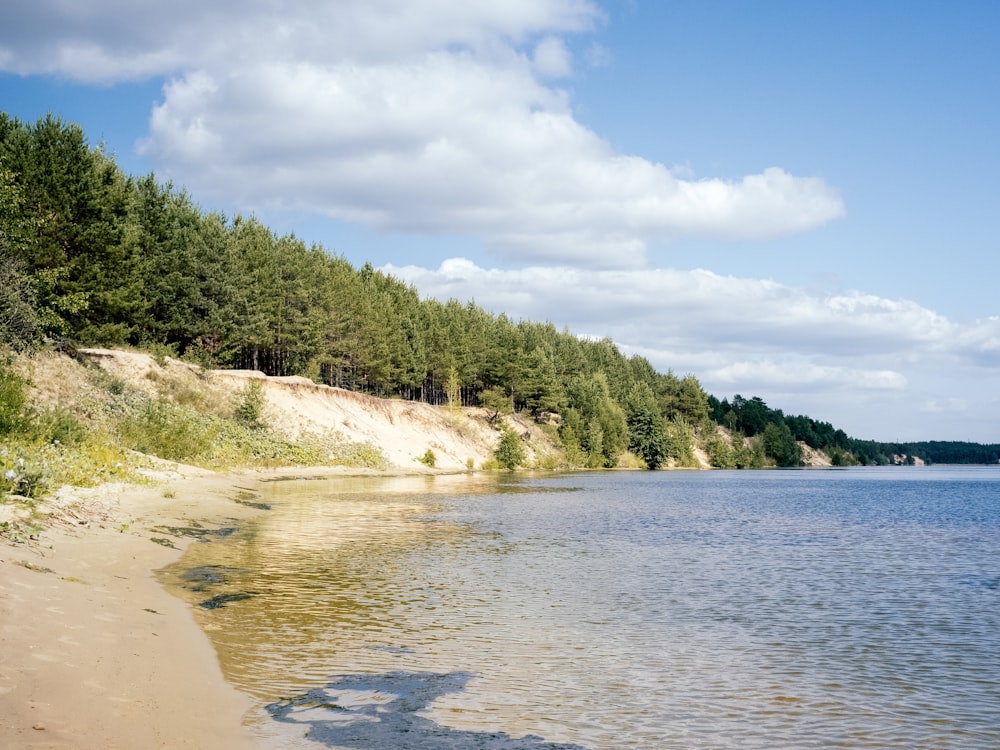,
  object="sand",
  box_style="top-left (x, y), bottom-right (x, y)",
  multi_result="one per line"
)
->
top-left (0, 347), bottom-right (556, 749)
top-left (72, 347), bottom-right (563, 471)
top-left (0, 471), bottom-right (269, 749)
